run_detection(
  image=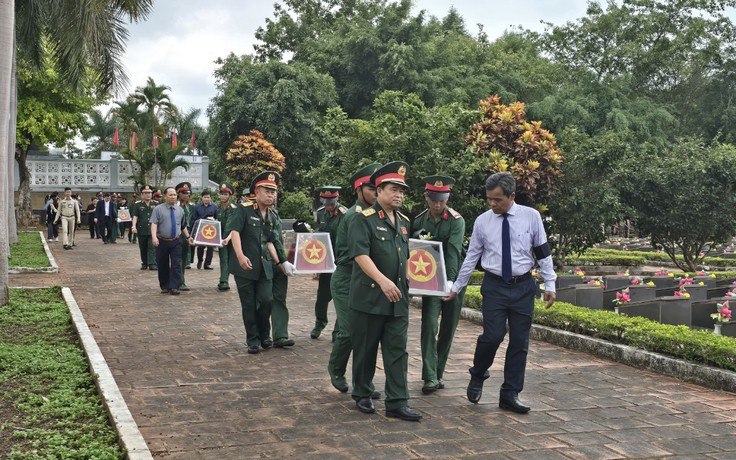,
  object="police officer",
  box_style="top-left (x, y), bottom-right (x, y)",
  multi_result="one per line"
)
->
top-left (54, 187), bottom-right (81, 249)
top-left (310, 186), bottom-right (347, 340)
top-left (226, 171), bottom-right (295, 354)
top-left (327, 163), bottom-right (381, 394)
top-left (411, 176), bottom-right (466, 394)
top-left (348, 161), bottom-right (422, 422)
top-left (215, 182), bottom-right (236, 291)
top-left (176, 182), bottom-right (194, 290)
top-left (131, 185), bottom-right (158, 270)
